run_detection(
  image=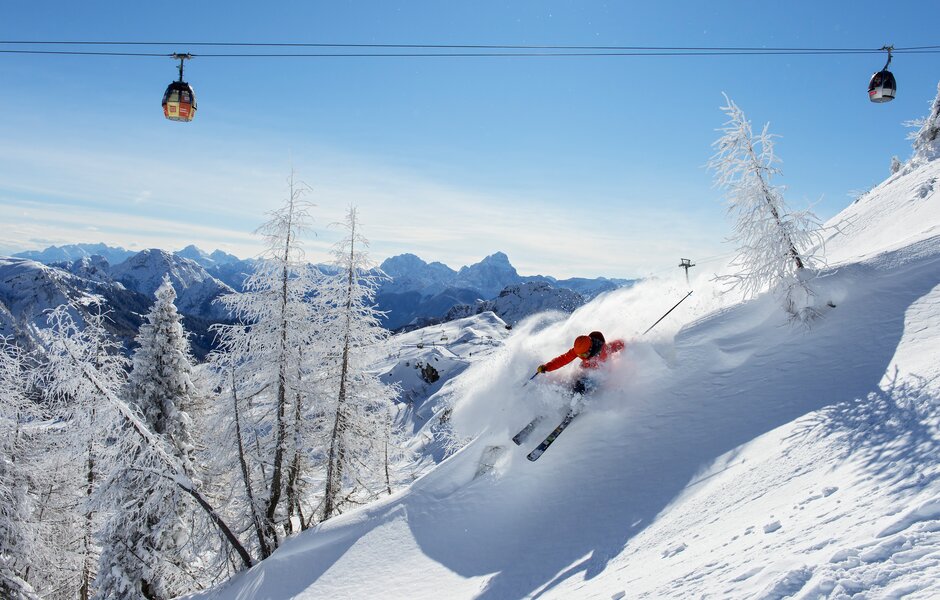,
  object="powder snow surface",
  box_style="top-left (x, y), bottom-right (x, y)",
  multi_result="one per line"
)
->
top-left (189, 160), bottom-right (940, 599)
